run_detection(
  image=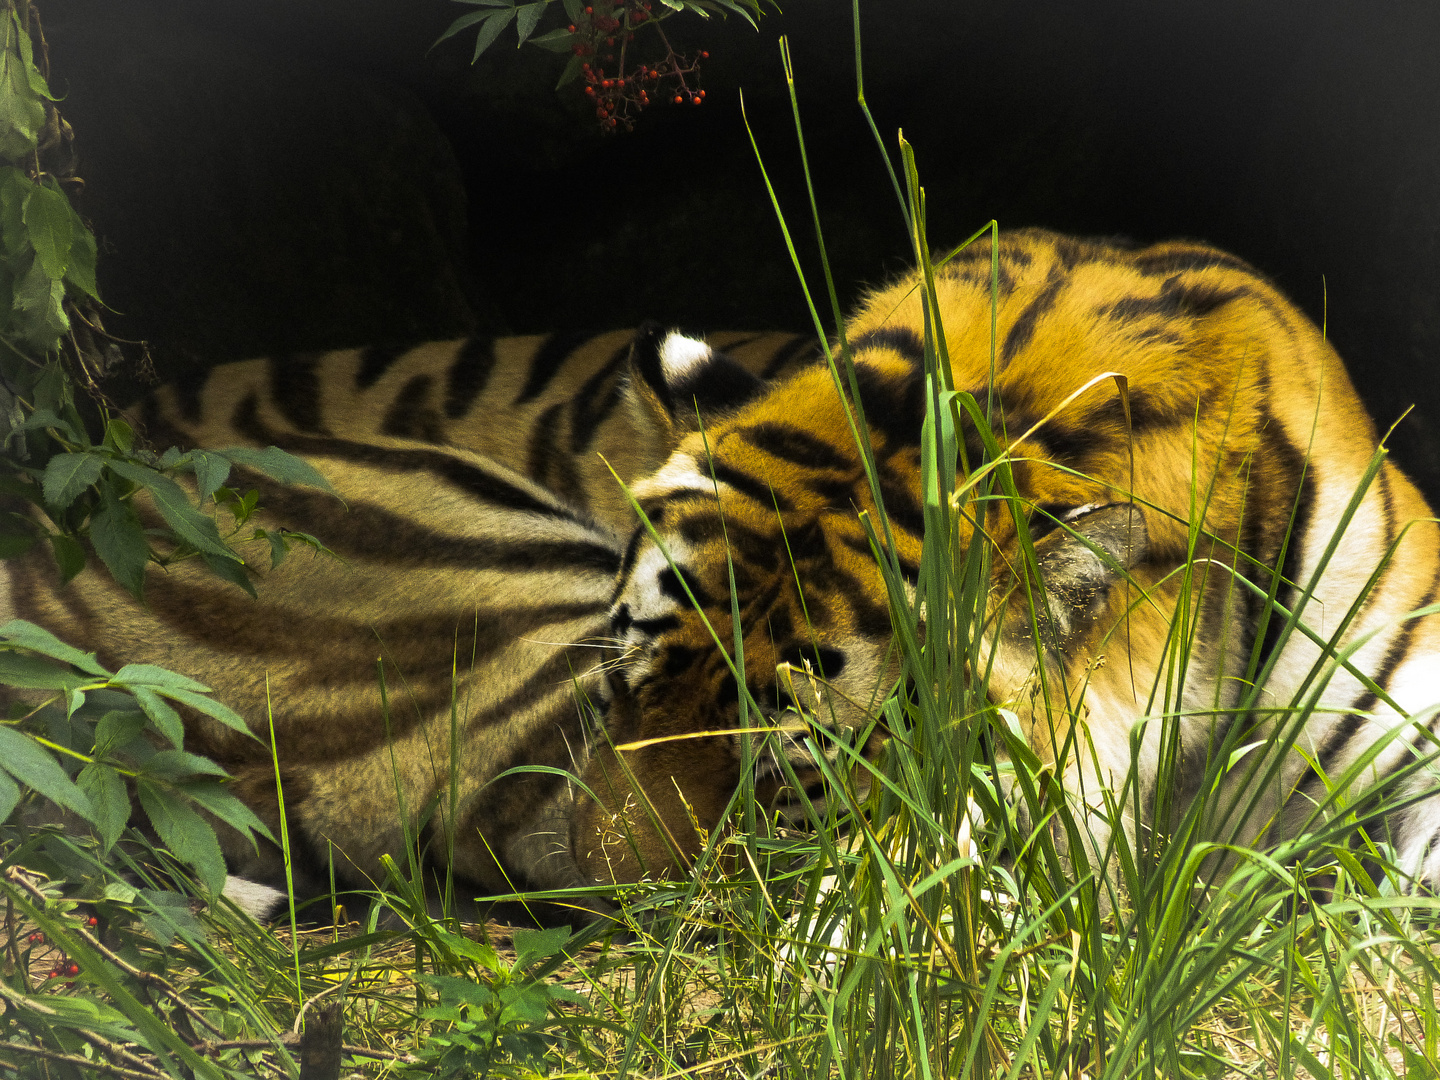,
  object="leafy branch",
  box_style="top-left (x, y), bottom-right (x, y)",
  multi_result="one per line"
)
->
top-left (0, 0), bottom-right (338, 602)
top-left (0, 619), bottom-right (271, 896)
top-left (438, 0), bottom-right (768, 132)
